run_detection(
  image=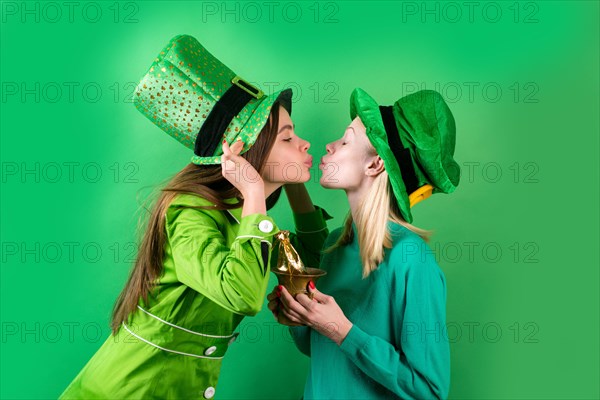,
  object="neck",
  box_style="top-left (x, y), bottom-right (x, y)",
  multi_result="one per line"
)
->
top-left (345, 175), bottom-right (377, 224)
top-left (346, 186), bottom-right (367, 225)
top-left (263, 182), bottom-right (281, 200)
